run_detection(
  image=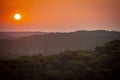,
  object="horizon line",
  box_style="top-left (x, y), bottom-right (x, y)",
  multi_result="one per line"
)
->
top-left (0, 29), bottom-right (119, 33)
